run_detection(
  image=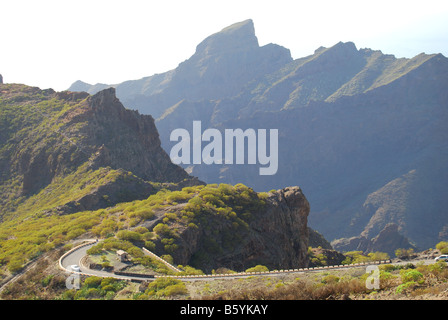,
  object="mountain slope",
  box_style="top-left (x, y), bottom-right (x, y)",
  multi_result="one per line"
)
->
top-left (144, 184), bottom-right (310, 272)
top-left (0, 82), bottom-right (313, 278)
top-left (200, 52), bottom-right (448, 252)
top-left (69, 19), bottom-right (293, 119)
top-left (69, 20), bottom-right (448, 254)
top-left (0, 84), bottom-right (198, 220)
